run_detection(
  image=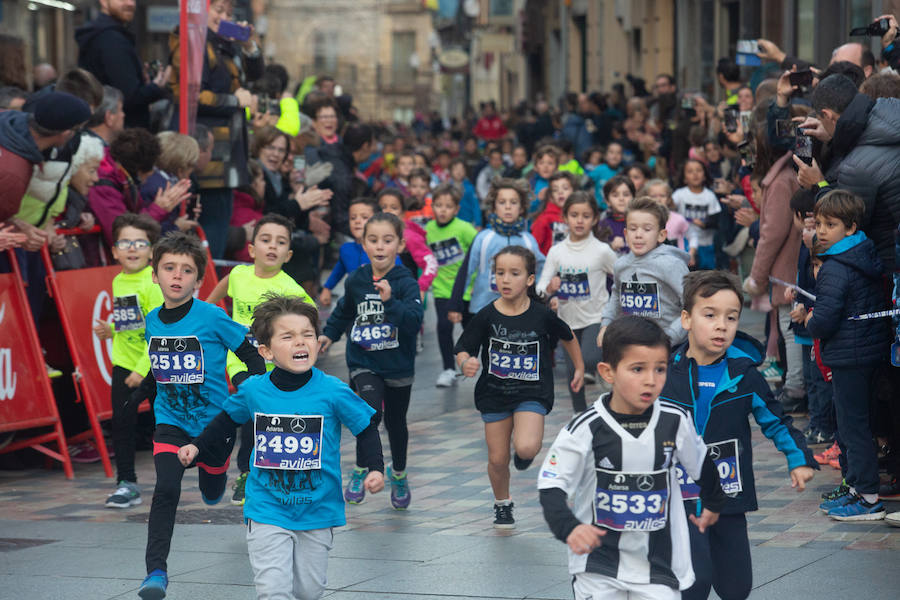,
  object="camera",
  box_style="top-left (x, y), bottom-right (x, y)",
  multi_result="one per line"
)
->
top-left (789, 70), bottom-right (814, 93)
top-left (146, 60), bottom-right (163, 82)
top-left (257, 94), bottom-right (281, 117)
top-left (737, 140), bottom-right (755, 170)
top-left (724, 107), bottom-right (739, 133)
top-left (794, 134), bottom-right (813, 165)
top-left (850, 18), bottom-right (891, 37)
top-left (775, 119), bottom-right (797, 139)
